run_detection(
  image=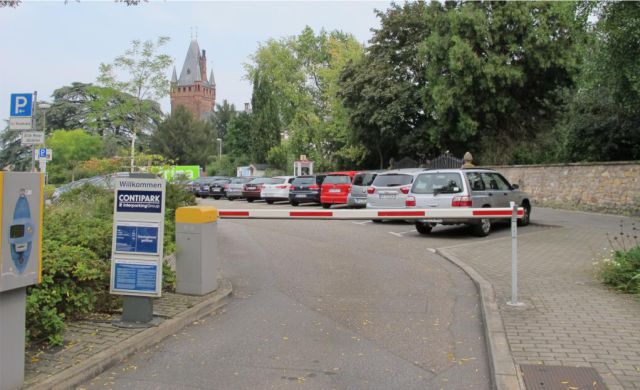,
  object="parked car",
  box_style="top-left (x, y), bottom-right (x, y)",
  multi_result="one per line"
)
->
top-left (242, 177), bottom-right (276, 202)
top-left (208, 178), bottom-right (231, 199)
top-left (348, 170), bottom-right (385, 208)
top-left (194, 176), bottom-right (226, 197)
top-left (260, 176), bottom-right (296, 204)
top-left (406, 168), bottom-right (531, 237)
top-left (366, 169), bottom-right (424, 211)
top-left (320, 171), bottom-right (357, 209)
top-left (288, 175), bottom-right (326, 206)
top-left (226, 177), bottom-right (254, 200)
